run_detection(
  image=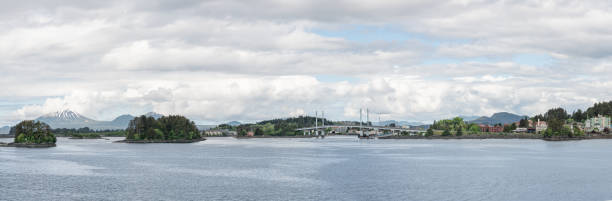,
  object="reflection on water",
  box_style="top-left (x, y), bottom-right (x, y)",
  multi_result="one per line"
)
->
top-left (2, 136), bottom-right (612, 201)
